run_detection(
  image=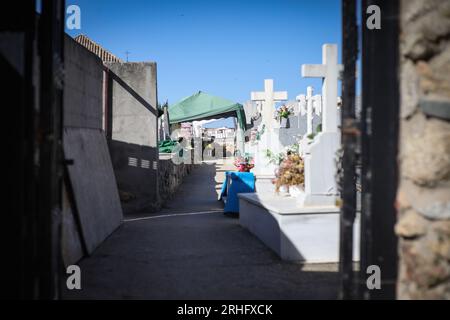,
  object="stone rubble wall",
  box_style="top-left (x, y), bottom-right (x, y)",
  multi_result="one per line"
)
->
top-left (396, 0), bottom-right (450, 299)
top-left (158, 153), bottom-right (195, 206)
